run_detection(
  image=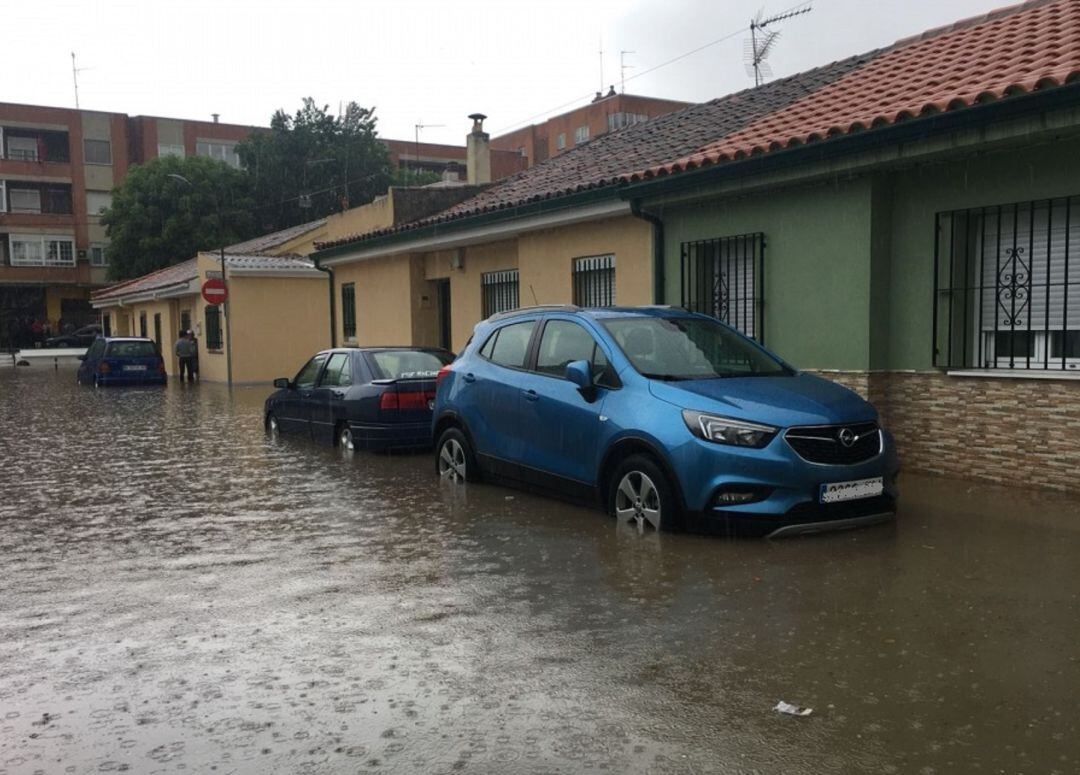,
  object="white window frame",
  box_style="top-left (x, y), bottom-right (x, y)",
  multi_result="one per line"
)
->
top-left (196, 140), bottom-right (241, 168)
top-left (90, 244), bottom-right (108, 267)
top-left (83, 138), bottom-right (112, 165)
top-left (0, 127), bottom-right (4, 160)
top-left (86, 190), bottom-right (112, 216)
top-left (574, 125), bottom-right (589, 144)
top-left (8, 234), bottom-right (76, 267)
top-left (7, 135), bottom-right (39, 162)
top-left (9, 188), bottom-right (42, 214)
top-left (555, 133), bottom-right (566, 150)
top-left (157, 143), bottom-right (185, 158)
top-left (0, 180), bottom-right (5, 213)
